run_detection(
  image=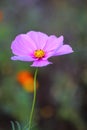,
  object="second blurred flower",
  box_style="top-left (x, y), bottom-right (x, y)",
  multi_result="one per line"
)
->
top-left (16, 70), bottom-right (38, 93)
